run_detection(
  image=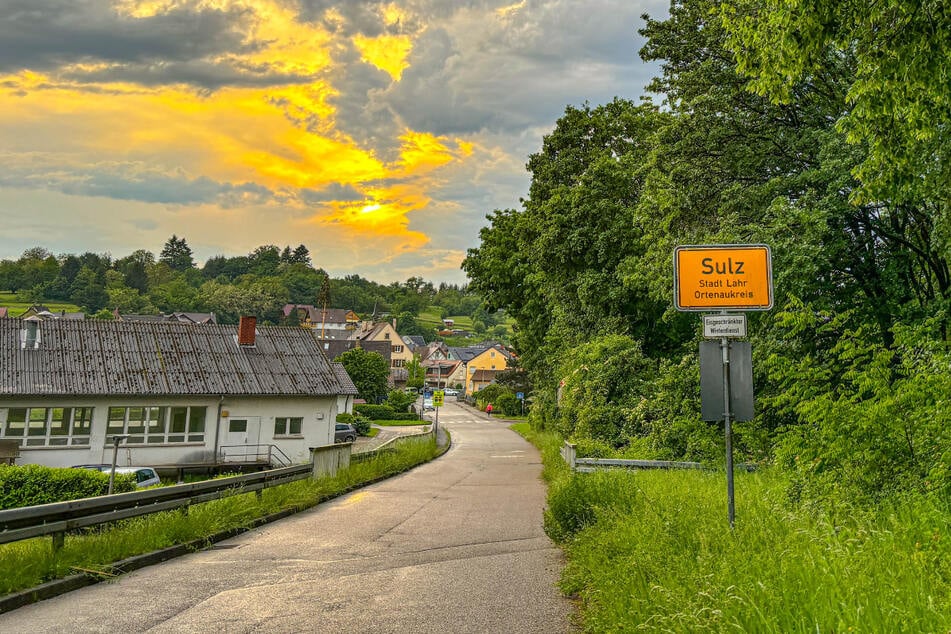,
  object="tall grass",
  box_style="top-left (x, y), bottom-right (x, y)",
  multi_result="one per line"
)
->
top-left (513, 425), bottom-right (951, 632)
top-left (0, 437), bottom-right (439, 596)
